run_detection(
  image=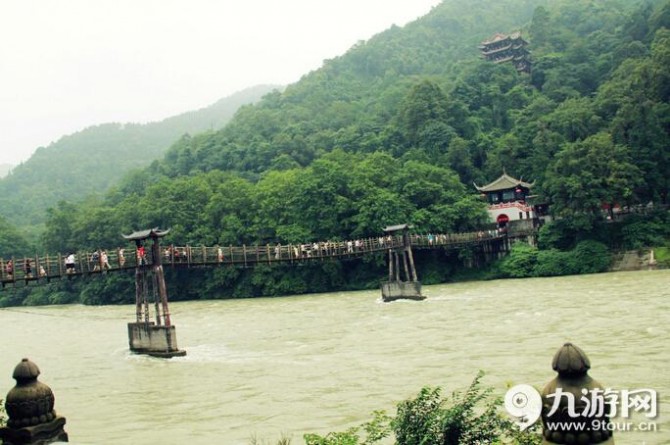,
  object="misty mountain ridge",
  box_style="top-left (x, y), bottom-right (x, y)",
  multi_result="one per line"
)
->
top-left (0, 84), bottom-right (281, 231)
top-left (0, 164), bottom-right (12, 179)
